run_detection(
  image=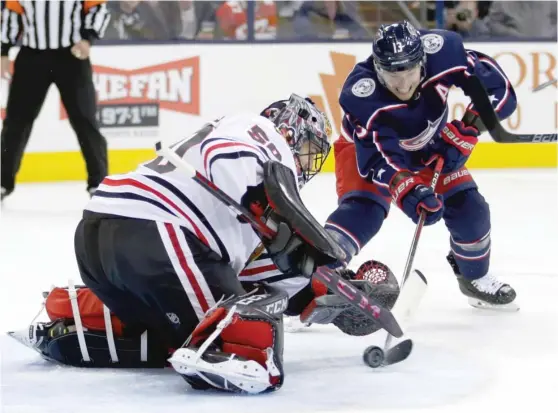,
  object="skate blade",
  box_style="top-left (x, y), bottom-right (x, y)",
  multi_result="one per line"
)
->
top-left (6, 330), bottom-right (44, 354)
top-left (467, 297), bottom-right (520, 312)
